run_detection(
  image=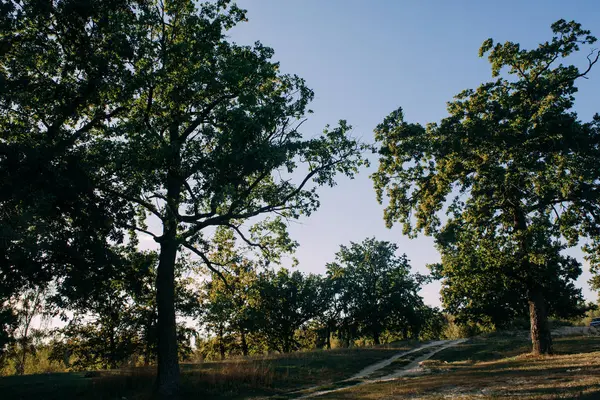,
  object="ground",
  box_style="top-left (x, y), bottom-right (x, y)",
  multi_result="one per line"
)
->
top-left (2, 334), bottom-right (600, 399)
top-left (316, 334), bottom-right (600, 400)
top-left (0, 342), bottom-right (416, 400)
